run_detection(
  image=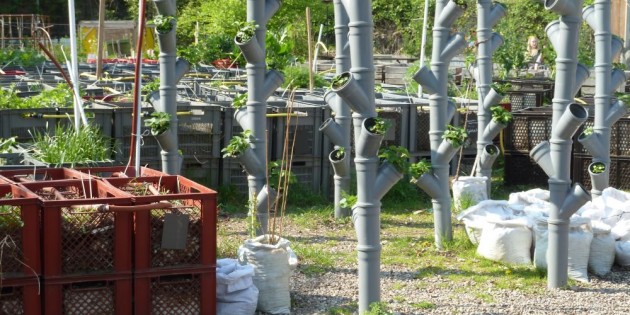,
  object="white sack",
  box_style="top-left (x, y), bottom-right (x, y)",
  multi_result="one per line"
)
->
top-left (534, 217), bottom-right (593, 282)
top-left (615, 240), bottom-right (630, 267)
top-left (588, 221), bottom-right (616, 276)
top-left (216, 258), bottom-right (258, 315)
top-left (600, 188), bottom-right (630, 226)
top-left (611, 219), bottom-right (630, 241)
top-left (457, 200), bottom-right (516, 245)
top-left (238, 235), bottom-right (296, 314)
top-left (477, 217), bottom-right (532, 265)
top-left (452, 176), bottom-right (488, 211)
